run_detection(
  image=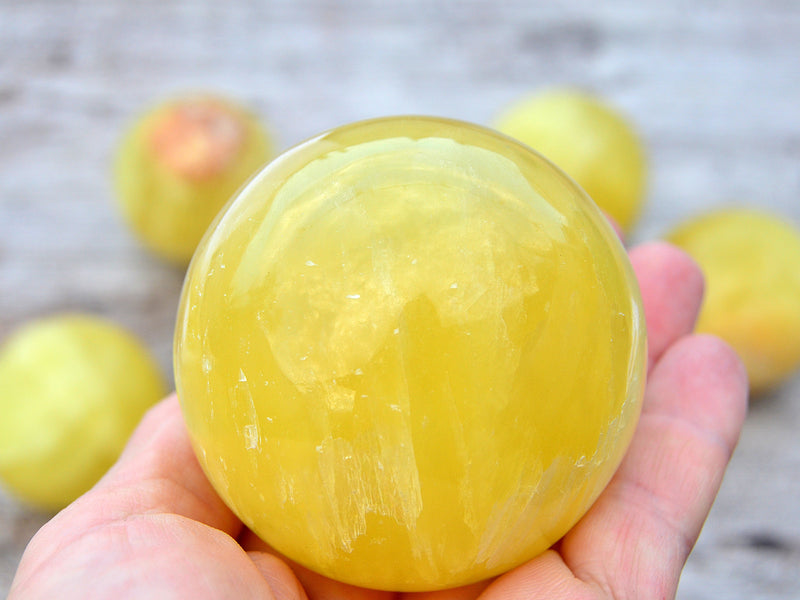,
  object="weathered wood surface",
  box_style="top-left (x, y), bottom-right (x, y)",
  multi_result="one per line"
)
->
top-left (1, 1), bottom-right (799, 597)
